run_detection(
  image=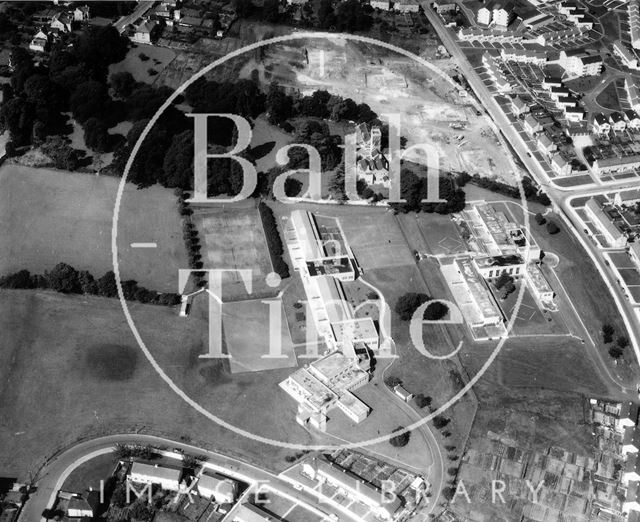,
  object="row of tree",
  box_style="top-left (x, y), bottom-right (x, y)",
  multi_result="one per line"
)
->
top-left (258, 202), bottom-right (290, 278)
top-left (456, 171), bottom-right (551, 206)
top-left (0, 263), bottom-right (180, 306)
